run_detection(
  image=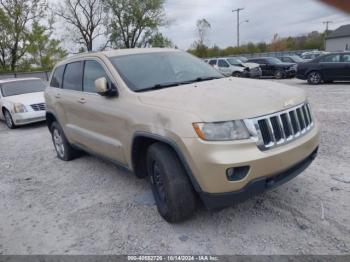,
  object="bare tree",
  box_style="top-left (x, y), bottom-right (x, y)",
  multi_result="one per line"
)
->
top-left (54, 0), bottom-right (106, 51)
top-left (104, 0), bottom-right (166, 48)
top-left (0, 0), bottom-right (46, 71)
top-left (196, 19), bottom-right (211, 46)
